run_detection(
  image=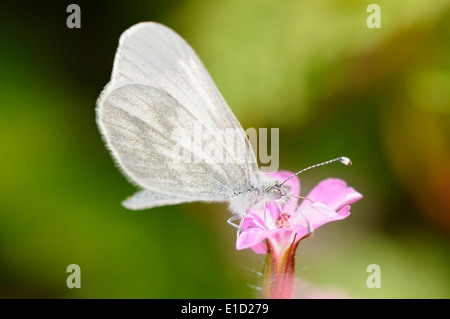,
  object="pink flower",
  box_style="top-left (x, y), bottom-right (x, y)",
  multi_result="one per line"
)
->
top-left (236, 171), bottom-right (362, 299)
top-left (236, 171), bottom-right (363, 255)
